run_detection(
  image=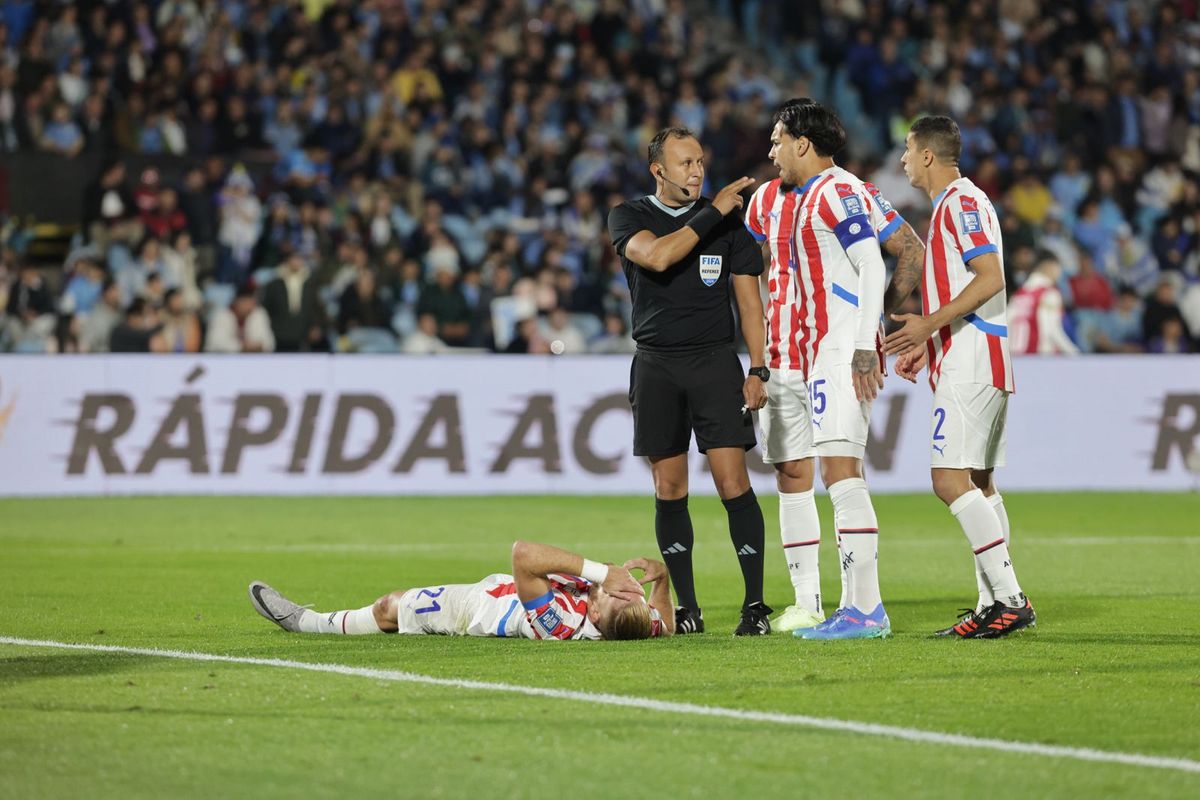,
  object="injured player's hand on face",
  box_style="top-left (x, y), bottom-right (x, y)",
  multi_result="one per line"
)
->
top-left (588, 587), bottom-right (654, 640)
